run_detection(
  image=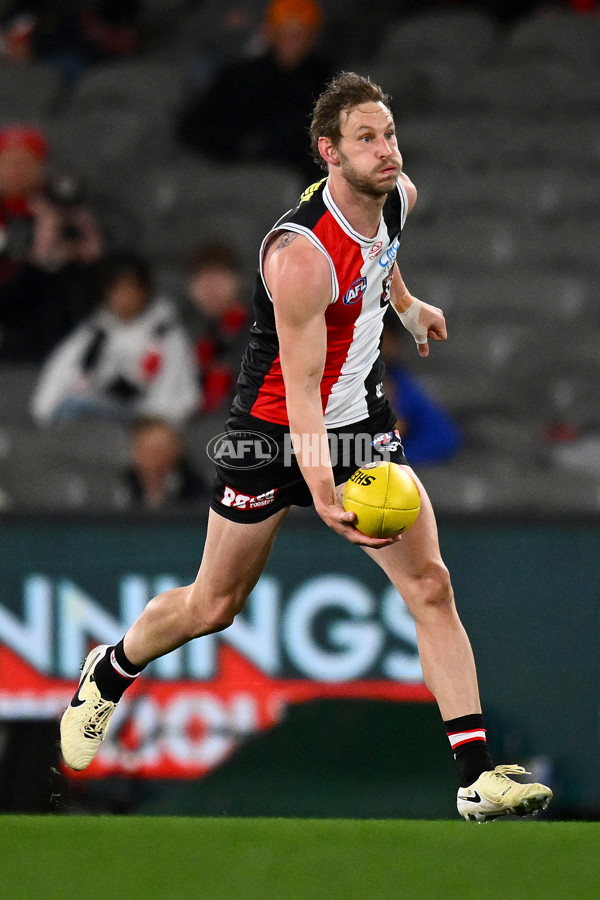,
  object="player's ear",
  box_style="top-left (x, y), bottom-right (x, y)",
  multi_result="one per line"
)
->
top-left (318, 135), bottom-right (340, 167)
